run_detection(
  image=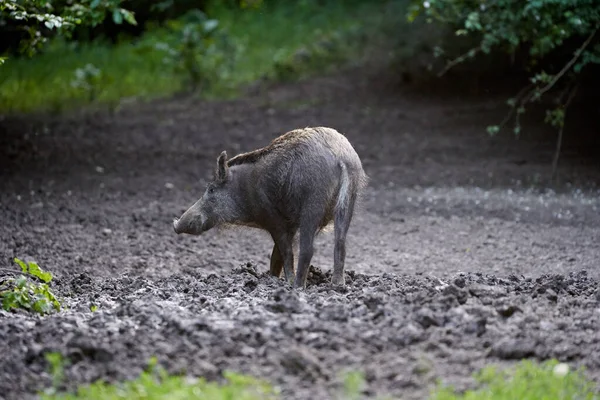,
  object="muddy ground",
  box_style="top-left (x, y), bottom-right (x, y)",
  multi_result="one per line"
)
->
top-left (1, 64), bottom-right (600, 399)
